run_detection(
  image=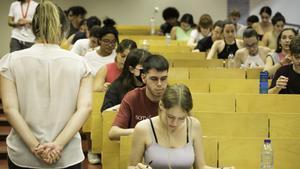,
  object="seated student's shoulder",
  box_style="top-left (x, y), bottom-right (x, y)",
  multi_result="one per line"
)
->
top-left (84, 50), bottom-right (96, 57)
top-left (259, 46), bottom-right (272, 53)
top-left (251, 22), bottom-right (259, 30)
top-left (189, 116), bottom-right (201, 125)
top-left (213, 39), bottom-right (223, 45)
top-left (276, 64), bottom-right (292, 74)
top-left (235, 47), bottom-right (247, 57)
top-left (122, 87), bottom-right (145, 102)
top-left (189, 116), bottom-right (202, 131)
top-left (135, 118), bottom-right (149, 129)
top-left (236, 39), bottom-right (244, 48)
top-left (74, 38), bottom-right (89, 46)
top-left (210, 39), bottom-right (224, 49)
top-left (134, 118), bottom-right (151, 135)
